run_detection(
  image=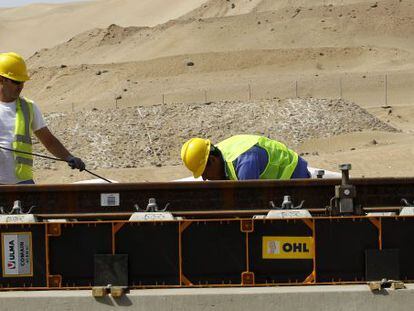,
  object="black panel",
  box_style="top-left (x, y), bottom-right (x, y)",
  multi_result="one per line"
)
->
top-left (49, 223), bottom-right (112, 286)
top-left (365, 249), bottom-right (399, 281)
top-left (94, 254), bottom-right (128, 286)
top-left (382, 217), bottom-right (414, 280)
top-left (0, 224), bottom-right (46, 288)
top-left (182, 221), bottom-right (245, 284)
top-left (250, 219), bottom-right (313, 283)
top-left (316, 218), bottom-right (378, 282)
top-left (116, 222), bottom-right (179, 285)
